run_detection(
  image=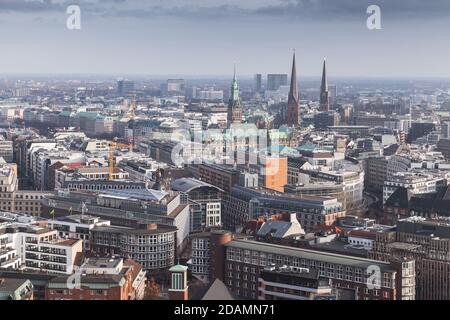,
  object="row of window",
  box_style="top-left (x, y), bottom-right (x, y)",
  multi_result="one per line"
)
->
top-left (226, 249), bottom-right (395, 288)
